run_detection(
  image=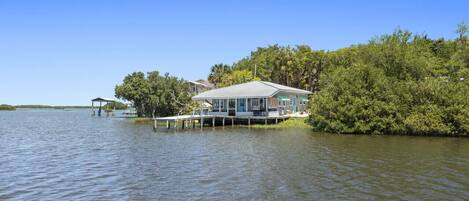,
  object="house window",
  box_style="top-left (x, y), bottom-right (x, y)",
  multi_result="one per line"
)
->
top-left (220, 99), bottom-right (226, 112)
top-left (251, 98), bottom-right (259, 107)
top-left (212, 99), bottom-right (220, 112)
